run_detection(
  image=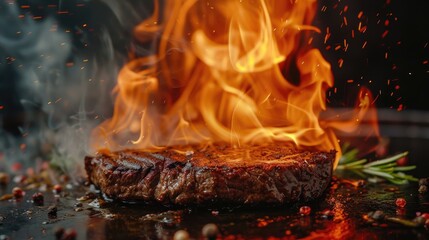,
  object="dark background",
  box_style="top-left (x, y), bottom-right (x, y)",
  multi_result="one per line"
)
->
top-left (0, 0), bottom-right (428, 135)
top-left (314, 0), bottom-right (429, 110)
